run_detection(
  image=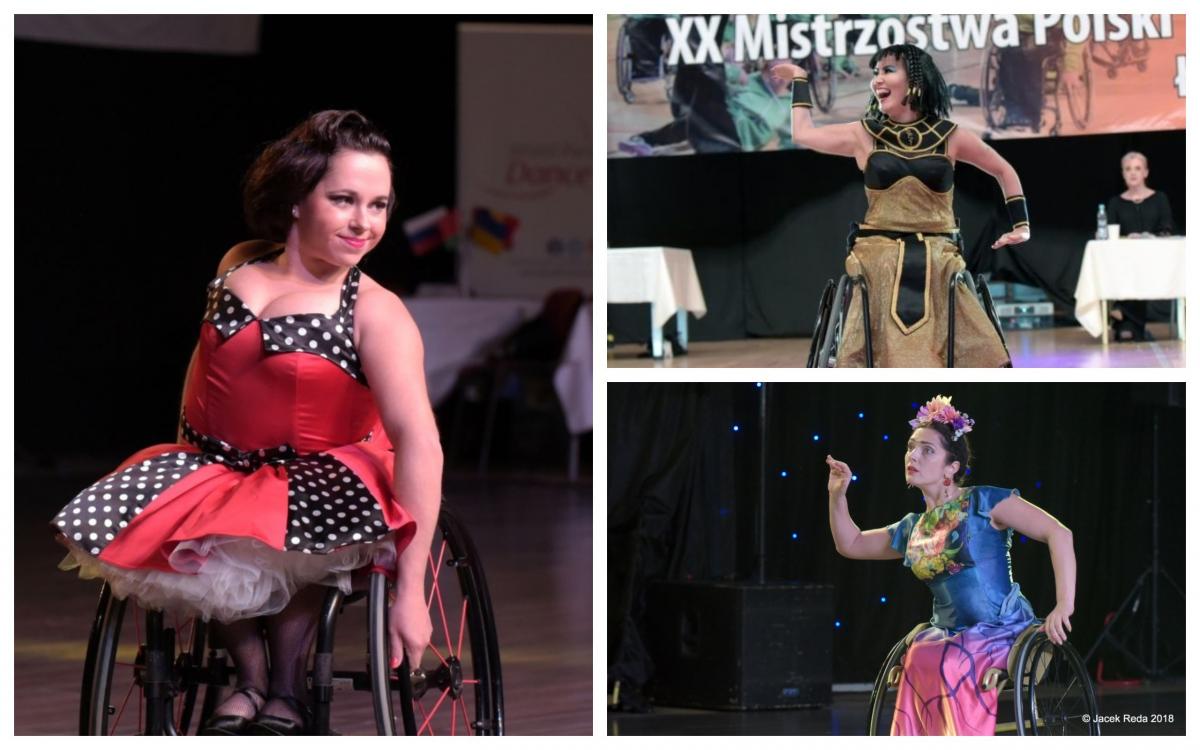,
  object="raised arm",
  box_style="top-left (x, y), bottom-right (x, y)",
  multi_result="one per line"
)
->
top-left (770, 63), bottom-right (868, 162)
top-left (989, 493), bottom-right (1075, 645)
top-left (826, 455), bottom-right (902, 560)
top-left (356, 285), bottom-right (444, 669)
